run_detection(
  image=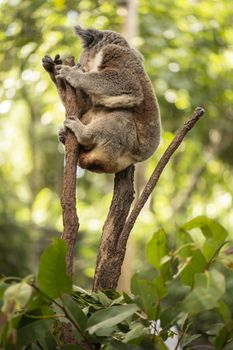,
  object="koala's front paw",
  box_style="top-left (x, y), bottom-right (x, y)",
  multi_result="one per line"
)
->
top-left (58, 127), bottom-right (67, 144)
top-left (42, 54), bottom-right (62, 72)
top-left (42, 55), bottom-right (54, 72)
top-left (64, 116), bottom-right (78, 134)
top-left (55, 65), bottom-right (72, 80)
top-left (54, 54), bottom-right (62, 65)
